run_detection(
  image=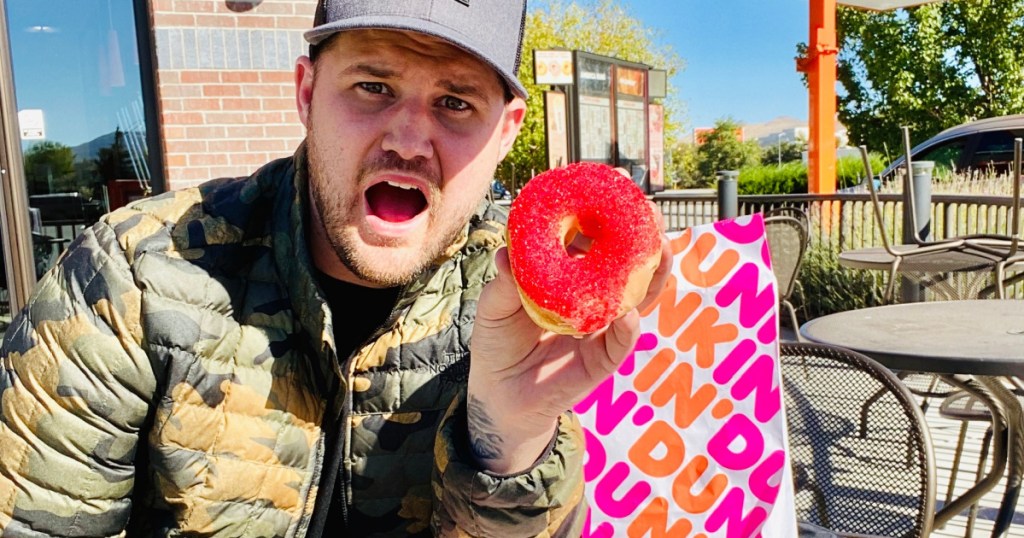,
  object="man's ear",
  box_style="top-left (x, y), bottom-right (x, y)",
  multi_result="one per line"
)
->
top-left (498, 97), bottom-right (527, 161)
top-left (295, 56), bottom-right (314, 128)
